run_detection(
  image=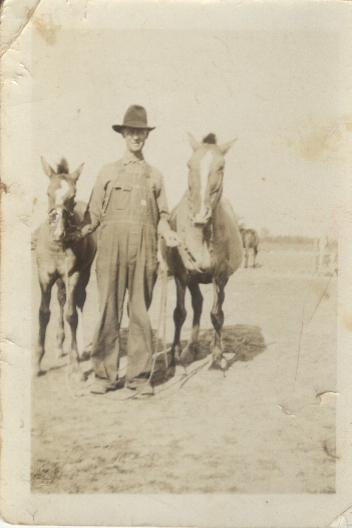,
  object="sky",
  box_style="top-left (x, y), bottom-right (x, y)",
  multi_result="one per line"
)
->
top-left (29, 20), bottom-right (350, 237)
